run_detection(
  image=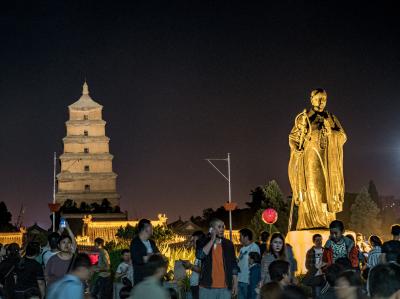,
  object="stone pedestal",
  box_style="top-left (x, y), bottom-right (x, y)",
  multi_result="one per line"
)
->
top-left (286, 230), bottom-right (330, 275)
